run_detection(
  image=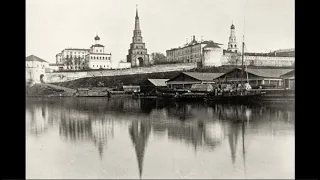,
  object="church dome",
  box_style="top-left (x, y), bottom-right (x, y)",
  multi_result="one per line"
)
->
top-left (231, 24), bottom-right (235, 29)
top-left (94, 35), bottom-right (100, 40)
